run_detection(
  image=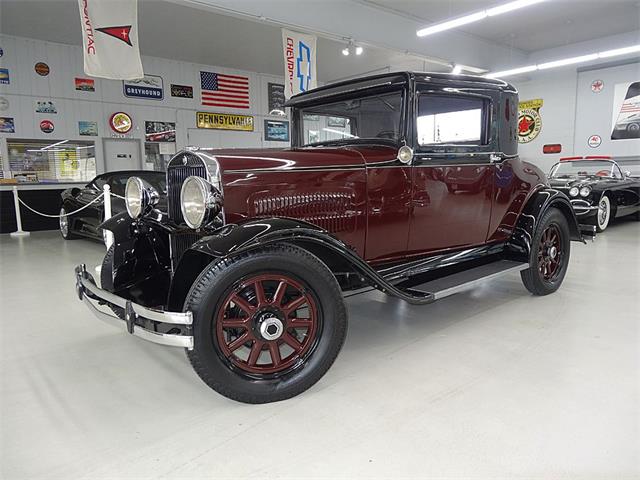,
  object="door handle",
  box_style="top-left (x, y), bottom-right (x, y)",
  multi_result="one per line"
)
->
top-left (489, 154), bottom-right (503, 163)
